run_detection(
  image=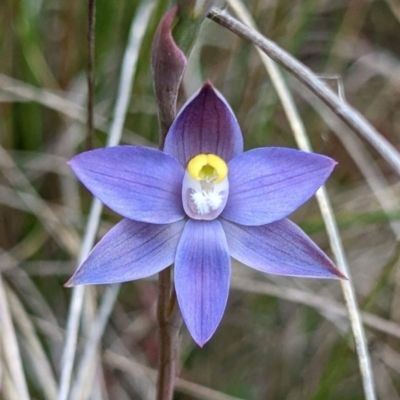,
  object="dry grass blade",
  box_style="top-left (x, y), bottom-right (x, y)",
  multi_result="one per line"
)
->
top-left (225, 2), bottom-right (376, 399)
top-left (231, 277), bottom-right (400, 339)
top-left (0, 74), bottom-right (88, 122)
top-left (6, 283), bottom-right (57, 400)
top-left (2, 367), bottom-right (21, 400)
top-left (316, 190), bottom-right (377, 400)
top-left (0, 275), bottom-right (30, 400)
top-left (106, 0), bottom-right (155, 147)
top-left (57, 2), bottom-right (155, 399)
top-left (0, 145), bottom-right (79, 256)
top-left (0, 74), bottom-right (147, 145)
top-left (69, 284), bottom-right (120, 399)
top-left (56, 202), bottom-right (100, 400)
